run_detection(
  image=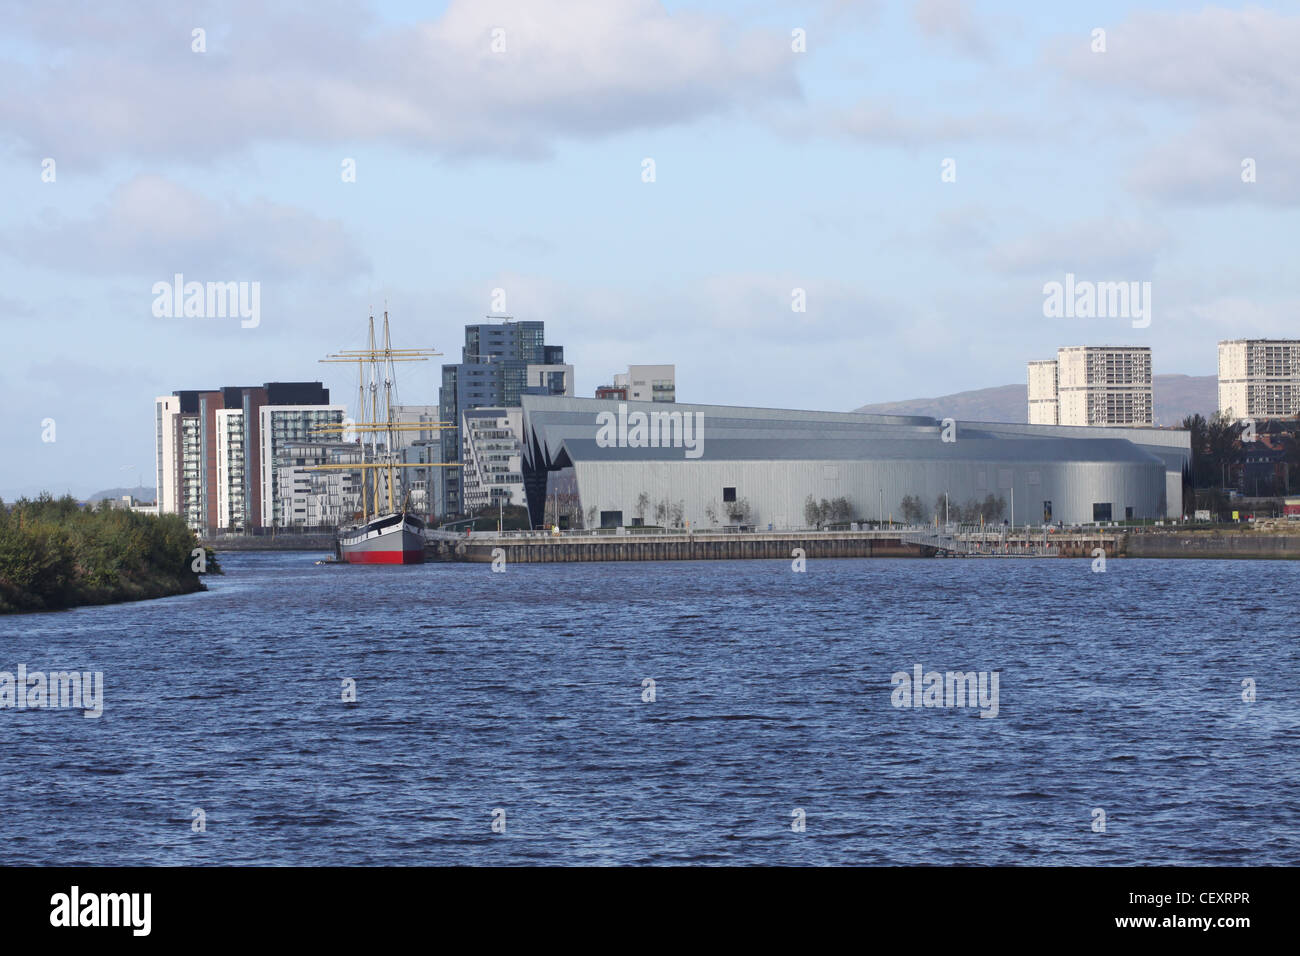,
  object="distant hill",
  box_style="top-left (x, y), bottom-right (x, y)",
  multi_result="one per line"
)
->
top-left (86, 485), bottom-right (156, 503)
top-left (856, 384), bottom-right (1025, 423)
top-left (855, 374), bottom-right (1217, 427)
top-left (1150, 375), bottom-right (1219, 426)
